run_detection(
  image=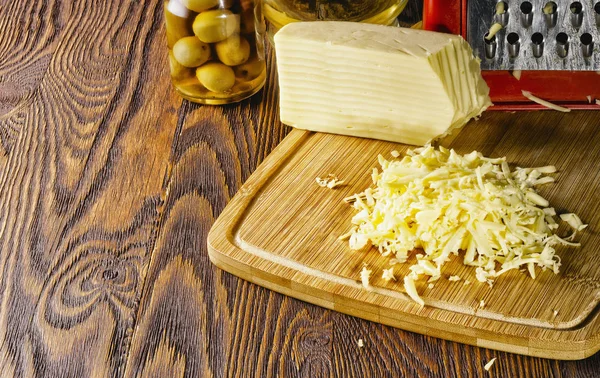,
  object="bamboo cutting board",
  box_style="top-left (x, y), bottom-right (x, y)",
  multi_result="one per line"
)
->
top-left (207, 112), bottom-right (600, 360)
